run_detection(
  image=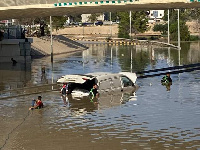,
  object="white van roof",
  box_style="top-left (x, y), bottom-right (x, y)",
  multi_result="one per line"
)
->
top-left (57, 72), bottom-right (137, 84)
top-left (119, 72), bottom-right (137, 84)
top-left (87, 72), bottom-right (120, 82)
top-left (57, 74), bottom-right (95, 84)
